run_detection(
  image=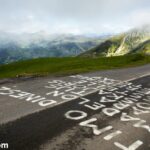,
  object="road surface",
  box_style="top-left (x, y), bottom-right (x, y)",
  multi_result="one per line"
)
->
top-left (0, 64), bottom-right (150, 150)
